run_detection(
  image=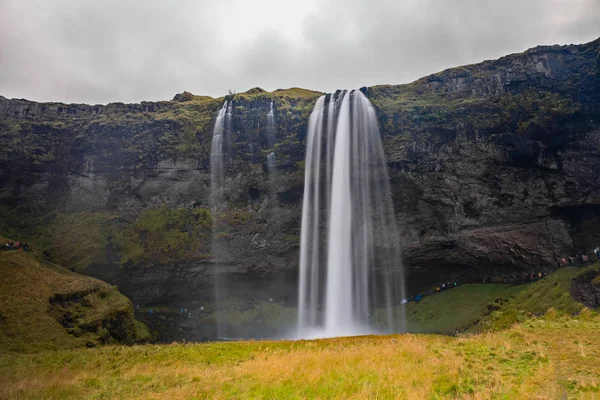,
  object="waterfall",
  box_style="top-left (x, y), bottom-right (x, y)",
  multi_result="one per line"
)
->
top-left (210, 99), bottom-right (233, 338)
top-left (210, 101), bottom-right (227, 197)
top-left (297, 90), bottom-right (406, 339)
top-left (211, 100), bottom-right (233, 198)
top-left (266, 100), bottom-right (277, 170)
top-left (267, 100), bottom-right (275, 146)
